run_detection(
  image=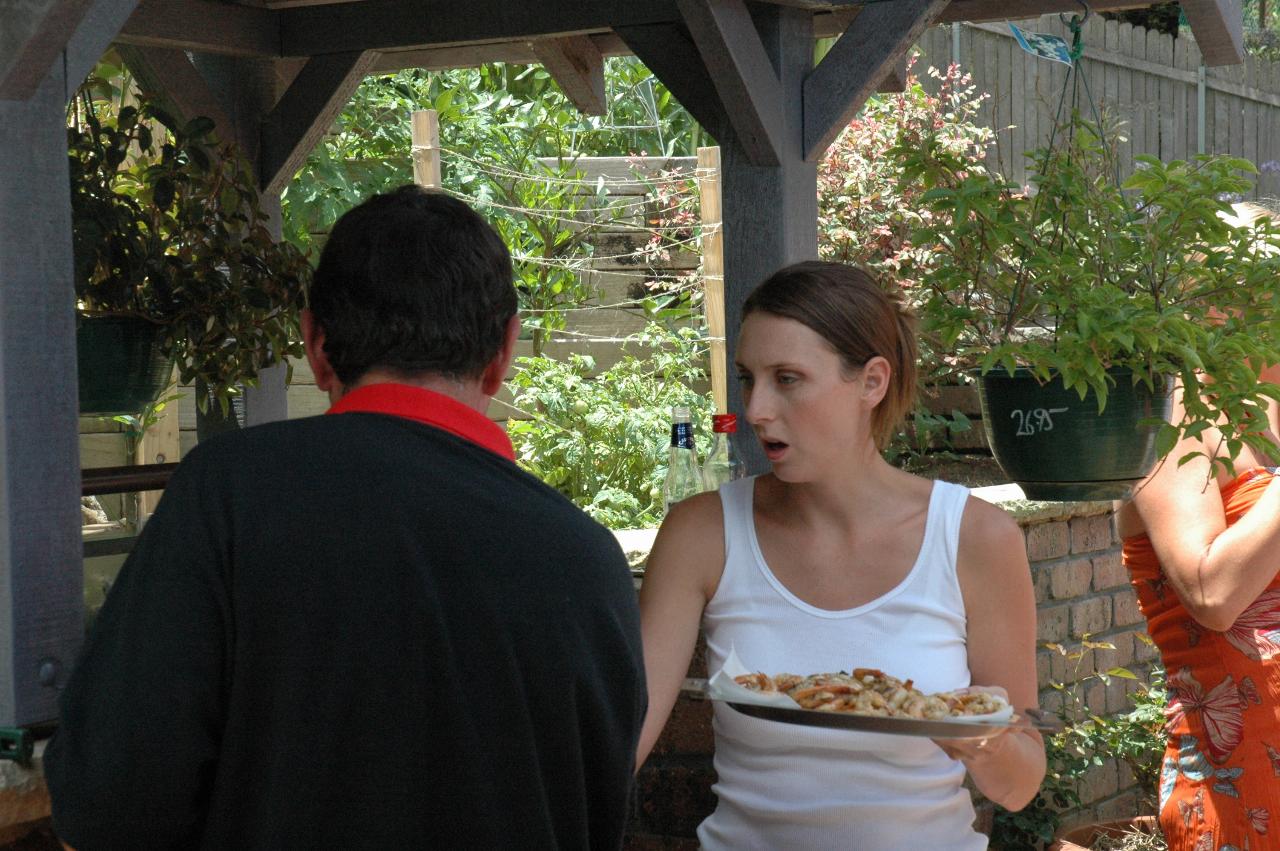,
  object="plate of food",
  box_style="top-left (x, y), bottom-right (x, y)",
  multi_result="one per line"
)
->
top-left (704, 648), bottom-right (1029, 739)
